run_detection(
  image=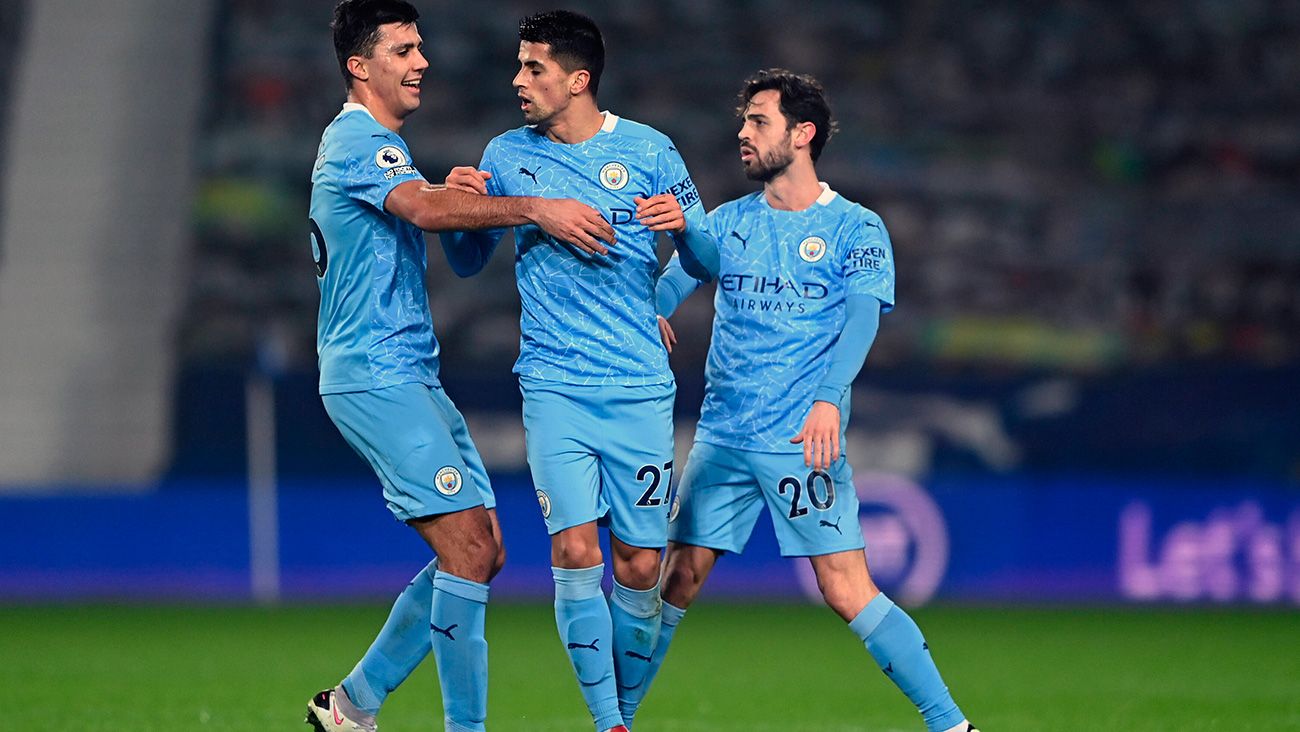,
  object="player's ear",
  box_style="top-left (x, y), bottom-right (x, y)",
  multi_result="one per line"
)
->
top-left (347, 55), bottom-right (370, 84)
top-left (792, 121), bottom-right (816, 152)
top-left (569, 69), bottom-right (591, 96)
